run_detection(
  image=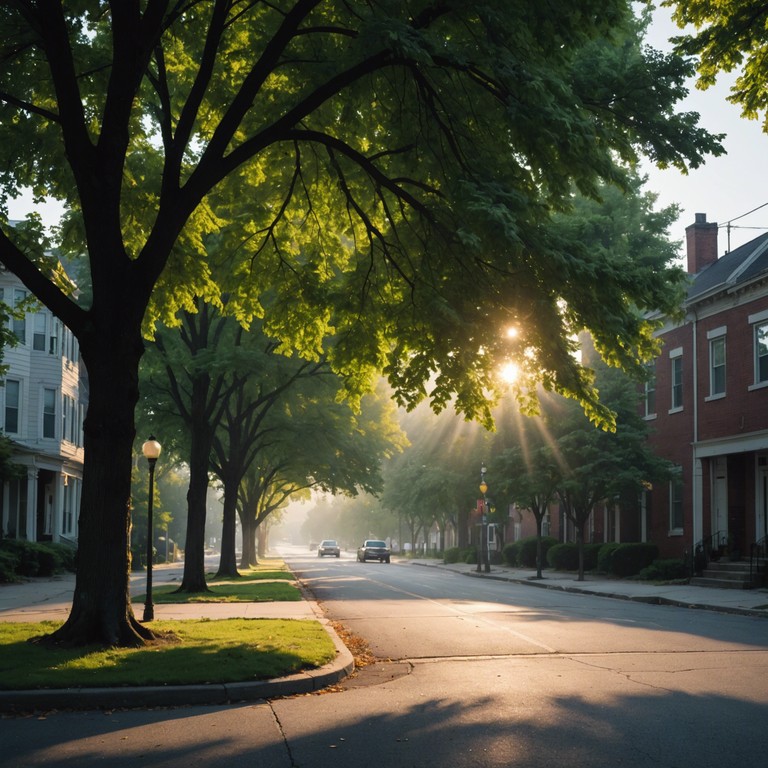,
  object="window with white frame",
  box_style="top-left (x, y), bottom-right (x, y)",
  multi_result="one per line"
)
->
top-left (708, 328), bottom-right (726, 397)
top-left (33, 312), bottom-right (47, 351)
top-left (50, 317), bottom-right (59, 355)
top-left (43, 388), bottom-right (56, 439)
top-left (4, 379), bottom-right (20, 434)
top-left (670, 350), bottom-right (683, 410)
top-left (644, 363), bottom-right (656, 417)
top-left (669, 468), bottom-right (683, 533)
top-left (755, 321), bottom-right (768, 385)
